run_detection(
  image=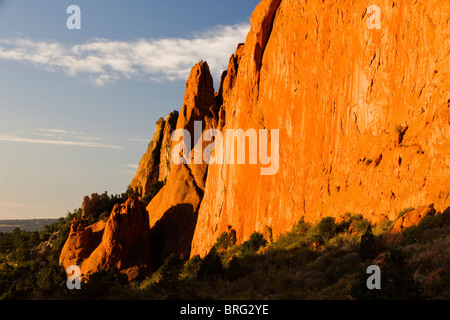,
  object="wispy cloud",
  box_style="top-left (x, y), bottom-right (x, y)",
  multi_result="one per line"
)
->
top-left (124, 137), bottom-right (150, 143)
top-left (38, 128), bottom-right (70, 134)
top-left (0, 129), bottom-right (121, 149)
top-left (0, 23), bottom-right (250, 85)
top-left (115, 163), bottom-right (139, 176)
top-left (124, 163), bottom-right (139, 170)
